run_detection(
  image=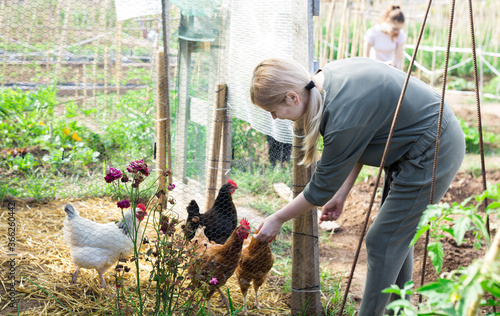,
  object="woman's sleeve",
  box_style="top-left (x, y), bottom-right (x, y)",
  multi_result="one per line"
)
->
top-left (397, 29), bottom-right (407, 44)
top-left (363, 26), bottom-right (375, 44)
top-left (302, 125), bottom-right (373, 206)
